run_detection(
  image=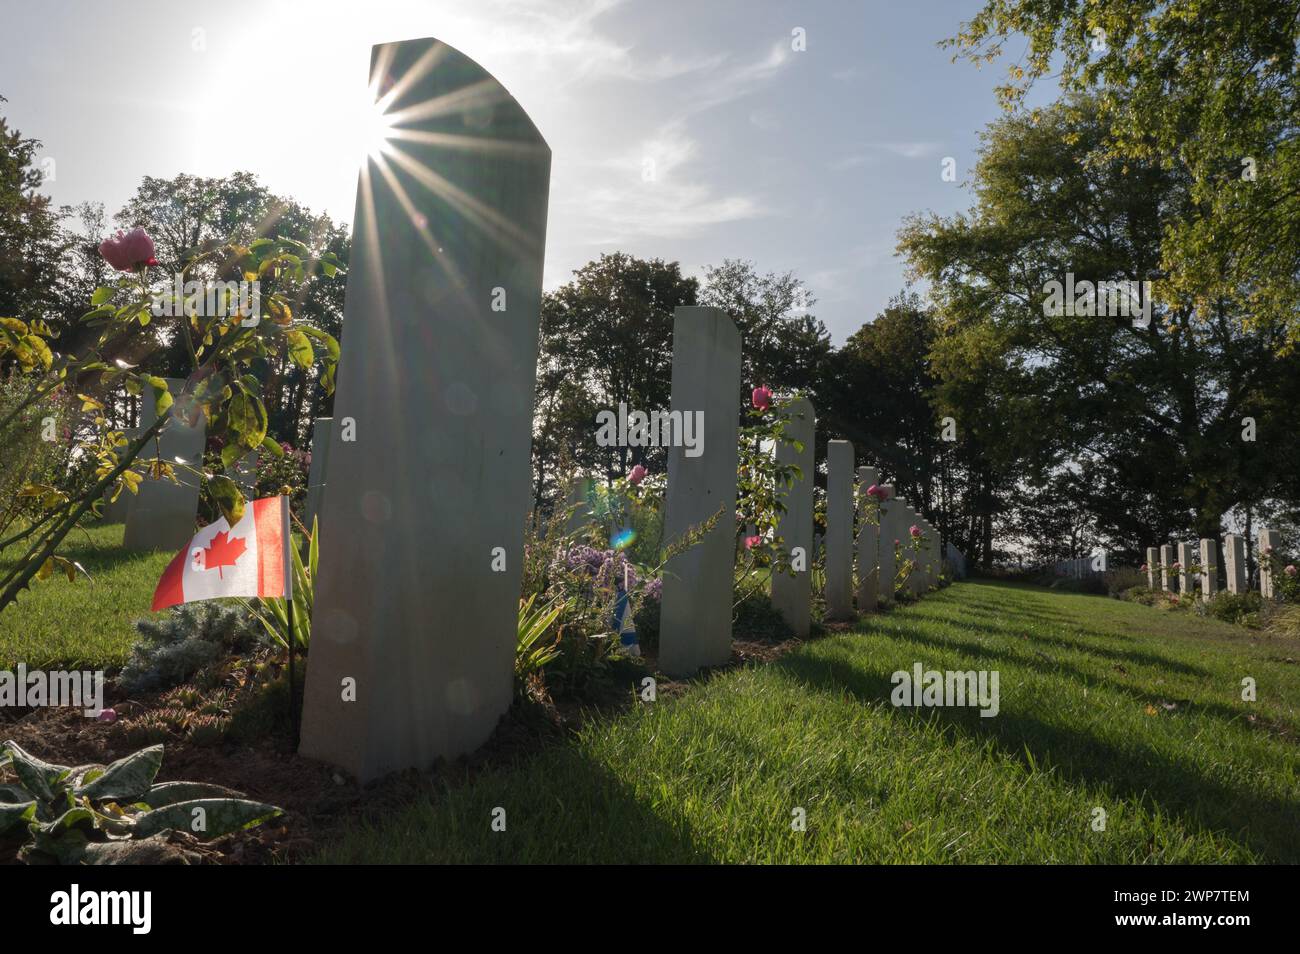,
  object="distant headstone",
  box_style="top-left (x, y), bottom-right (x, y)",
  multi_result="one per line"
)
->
top-left (1145, 547), bottom-right (1158, 589)
top-left (1159, 544), bottom-right (1174, 591)
top-left (123, 378), bottom-right (205, 552)
top-left (855, 465), bottom-right (879, 612)
top-left (1259, 528), bottom-right (1281, 599)
top-left (303, 417), bottom-right (332, 531)
top-left (1223, 533), bottom-right (1246, 594)
top-left (658, 306), bottom-right (742, 676)
top-left (770, 398), bottom-right (815, 636)
top-left (1199, 538), bottom-right (1218, 599)
top-left (299, 36), bottom-right (552, 782)
top-left (878, 486), bottom-right (898, 605)
top-left (824, 440), bottom-right (855, 620)
top-left (233, 451), bottom-right (258, 499)
top-left (1177, 541), bottom-right (1195, 596)
top-left (562, 476), bottom-right (595, 536)
top-left (102, 426), bottom-right (140, 522)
